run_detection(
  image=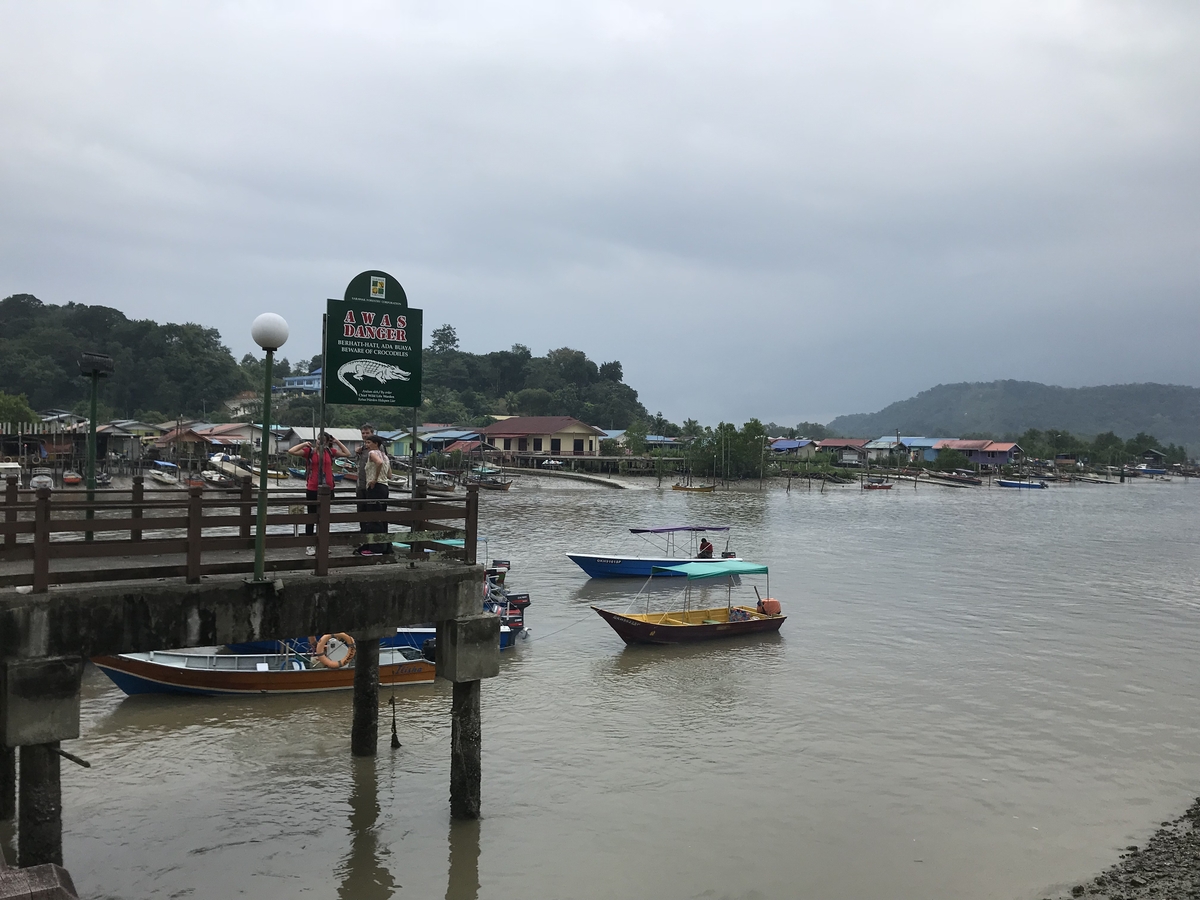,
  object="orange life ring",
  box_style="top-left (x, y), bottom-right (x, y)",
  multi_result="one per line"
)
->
top-left (314, 632), bottom-right (356, 668)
